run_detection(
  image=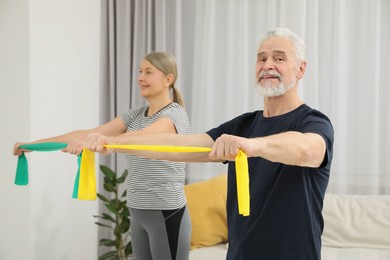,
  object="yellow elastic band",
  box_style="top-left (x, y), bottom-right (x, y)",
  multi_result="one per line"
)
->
top-left (78, 148), bottom-right (97, 200)
top-left (101, 144), bottom-right (250, 216)
top-left (235, 150), bottom-right (250, 216)
top-left (104, 144), bottom-right (212, 153)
